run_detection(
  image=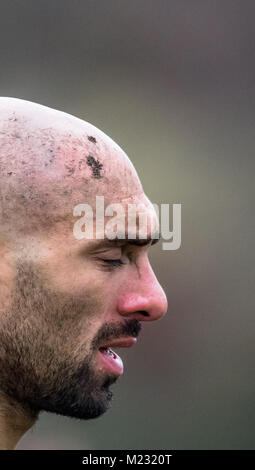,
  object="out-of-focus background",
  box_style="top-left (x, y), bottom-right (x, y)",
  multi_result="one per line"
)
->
top-left (1, 0), bottom-right (254, 450)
